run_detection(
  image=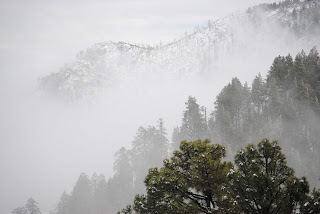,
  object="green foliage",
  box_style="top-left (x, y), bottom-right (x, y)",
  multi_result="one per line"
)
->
top-left (133, 139), bottom-right (234, 214)
top-left (124, 139), bottom-right (319, 214)
top-left (300, 188), bottom-right (320, 214)
top-left (231, 139), bottom-right (310, 214)
top-left (118, 205), bottom-right (133, 214)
